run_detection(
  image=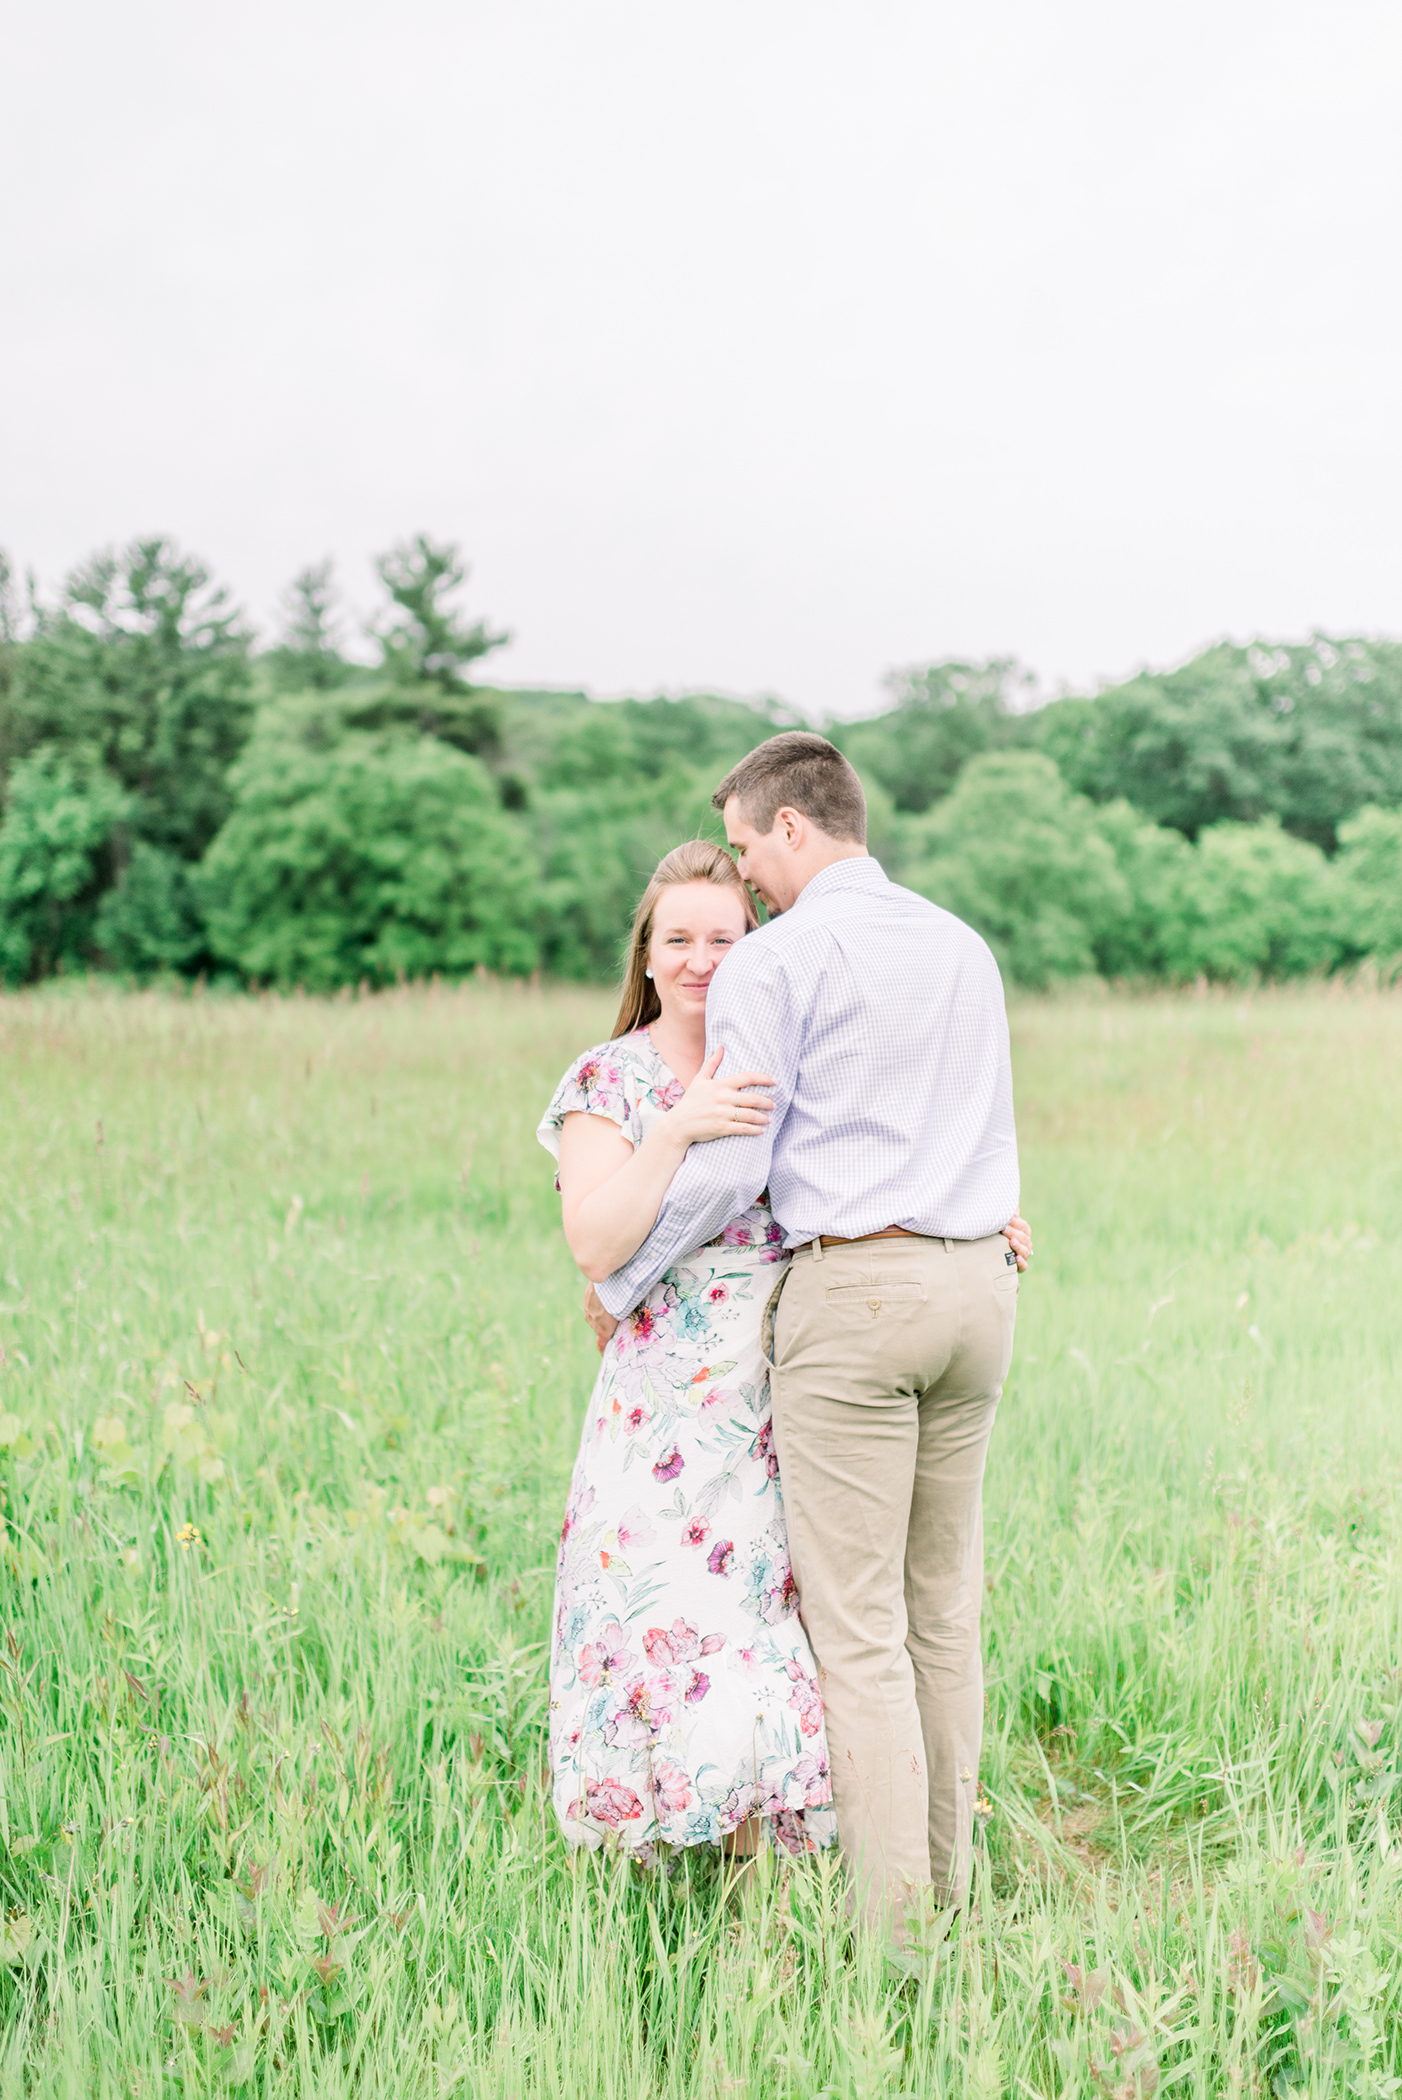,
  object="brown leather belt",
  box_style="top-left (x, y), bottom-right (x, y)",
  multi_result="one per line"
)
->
top-left (796, 1225), bottom-right (924, 1253)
